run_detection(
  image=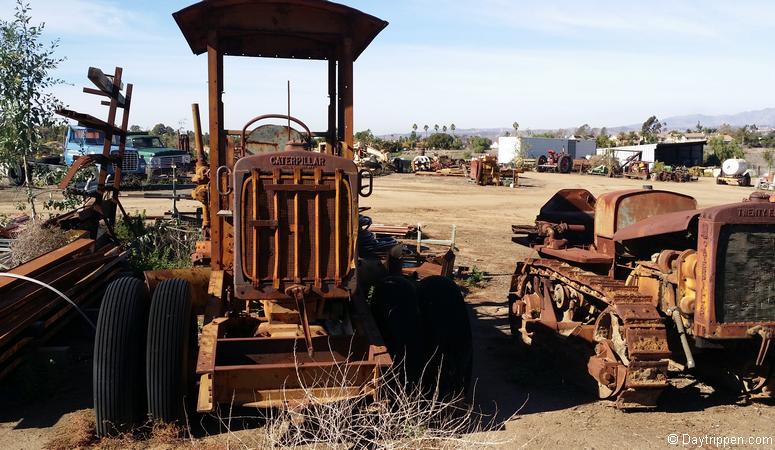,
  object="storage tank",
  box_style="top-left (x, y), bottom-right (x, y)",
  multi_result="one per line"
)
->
top-left (722, 158), bottom-right (748, 177)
